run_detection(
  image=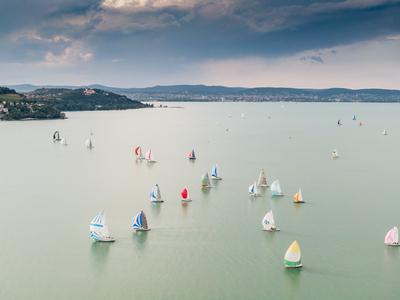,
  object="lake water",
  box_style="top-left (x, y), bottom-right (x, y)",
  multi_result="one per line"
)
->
top-left (1, 102), bottom-right (399, 299)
